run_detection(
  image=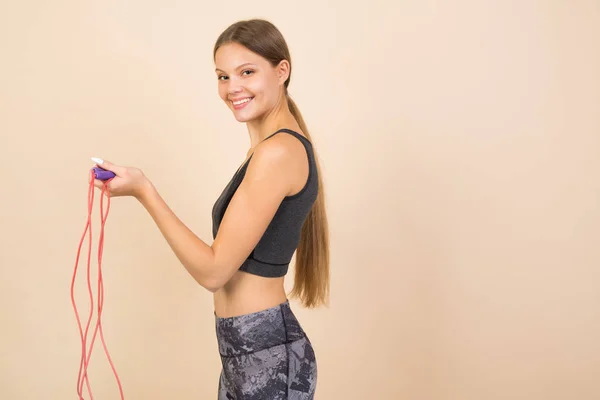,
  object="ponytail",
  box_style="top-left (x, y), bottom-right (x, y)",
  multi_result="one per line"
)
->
top-left (286, 93), bottom-right (330, 308)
